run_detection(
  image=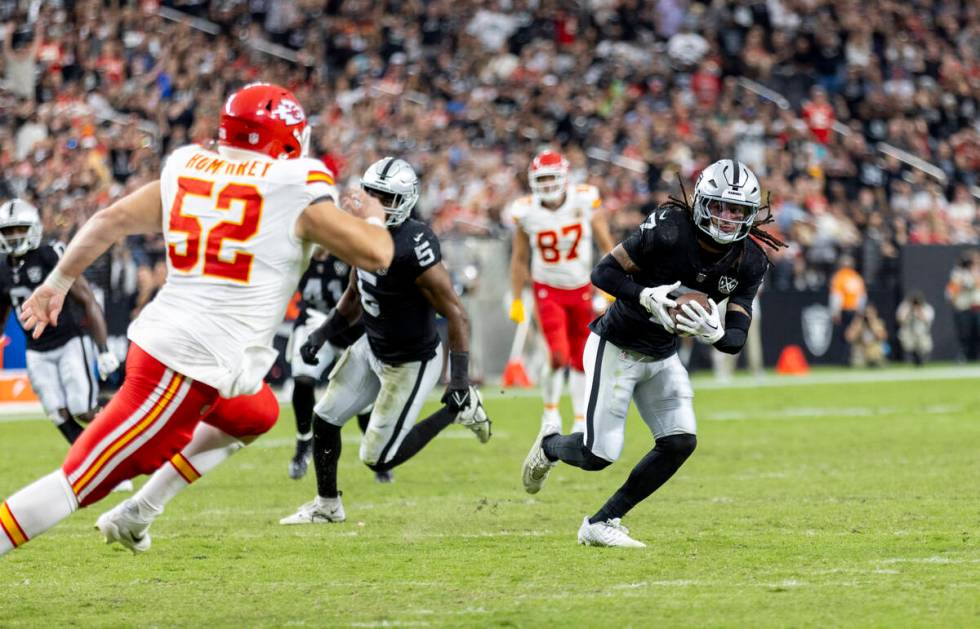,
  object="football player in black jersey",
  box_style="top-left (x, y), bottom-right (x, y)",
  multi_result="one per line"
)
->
top-left (522, 160), bottom-right (785, 547)
top-left (285, 247), bottom-right (372, 480)
top-left (281, 157), bottom-right (490, 525)
top-left (0, 199), bottom-right (120, 445)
